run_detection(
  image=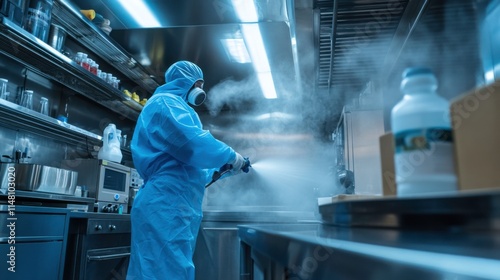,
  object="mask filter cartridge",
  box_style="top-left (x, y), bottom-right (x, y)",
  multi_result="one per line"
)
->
top-left (187, 87), bottom-right (206, 106)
